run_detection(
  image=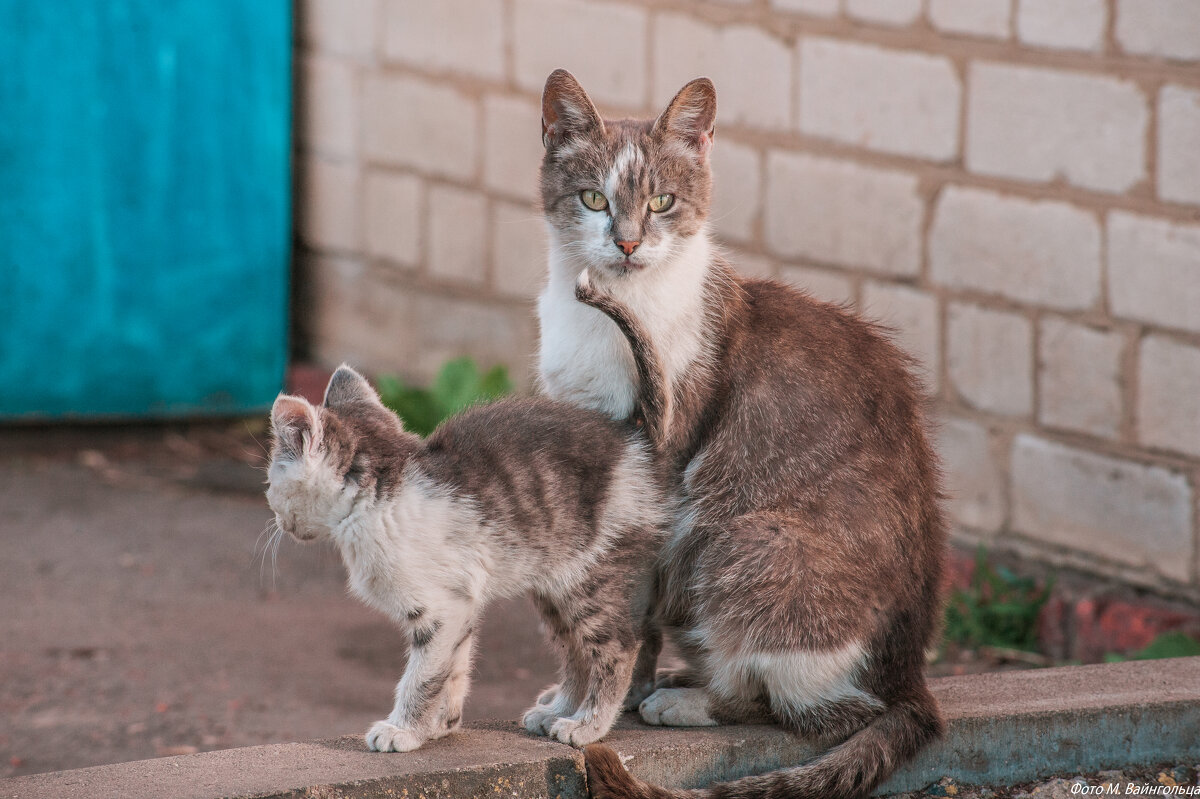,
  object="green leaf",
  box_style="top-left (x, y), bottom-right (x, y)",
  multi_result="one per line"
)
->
top-left (1130, 631), bottom-right (1200, 661)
